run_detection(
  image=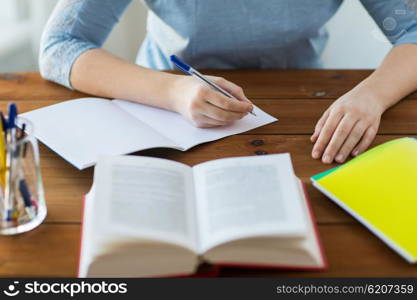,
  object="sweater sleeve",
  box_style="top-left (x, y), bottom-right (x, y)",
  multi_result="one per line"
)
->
top-left (39, 0), bottom-right (132, 89)
top-left (360, 0), bottom-right (417, 46)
